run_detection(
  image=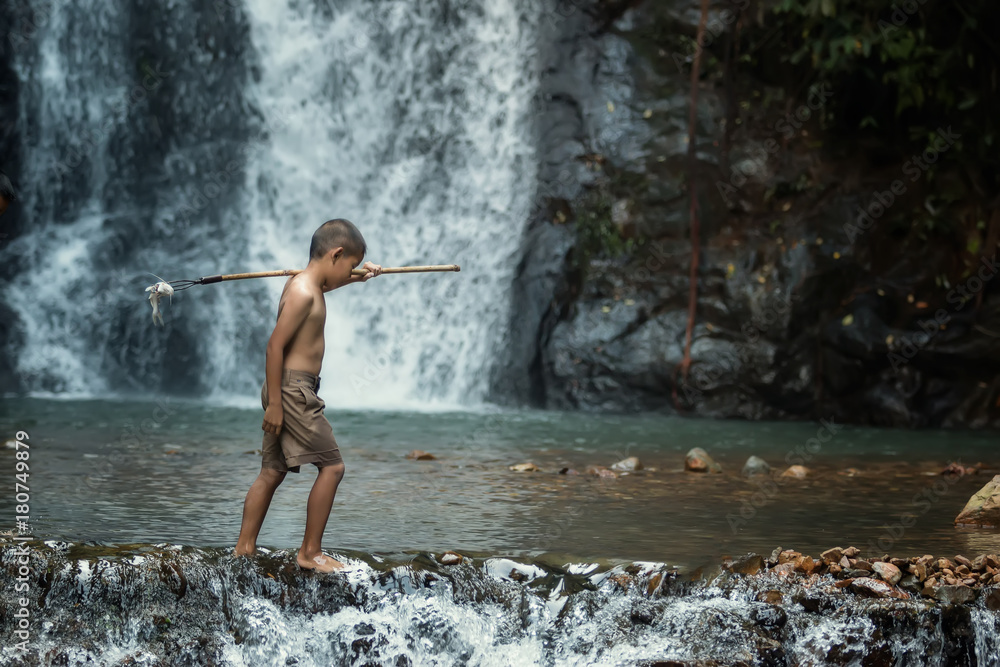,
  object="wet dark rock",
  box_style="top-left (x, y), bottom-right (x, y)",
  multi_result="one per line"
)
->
top-left (684, 447), bottom-right (721, 473)
top-left (507, 2), bottom-right (1000, 429)
top-left (954, 474), bottom-right (1000, 527)
top-left (934, 585), bottom-right (976, 605)
top-left (850, 577), bottom-right (910, 600)
top-left (741, 456), bottom-right (771, 477)
top-left (942, 462), bottom-right (979, 477)
top-left (406, 450), bottom-right (436, 461)
top-left (872, 561), bottom-right (902, 585)
top-left (558, 467), bottom-right (579, 475)
top-left (726, 554), bottom-right (764, 576)
top-left (750, 603), bottom-right (788, 631)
